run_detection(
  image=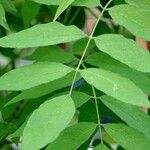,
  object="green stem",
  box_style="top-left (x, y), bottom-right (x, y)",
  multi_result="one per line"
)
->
top-left (69, 0), bottom-right (112, 96)
top-left (99, 3), bottom-right (104, 9)
top-left (82, 62), bottom-right (103, 143)
top-left (91, 86), bottom-right (103, 144)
